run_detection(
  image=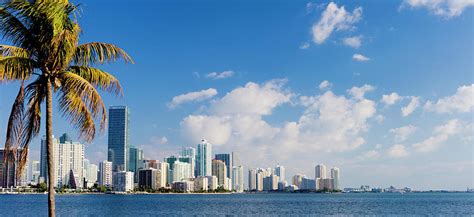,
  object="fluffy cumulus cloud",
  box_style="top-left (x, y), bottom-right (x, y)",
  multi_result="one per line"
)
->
top-left (412, 119), bottom-right (465, 152)
top-left (352, 53), bottom-right (370, 61)
top-left (401, 96), bottom-right (420, 117)
top-left (424, 84), bottom-right (474, 114)
top-left (387, 144), bottom-right (409, 158)
top-left (168, 88), bottom-right (218, 109)
top-left (403, 0), bottom-right (474, 17)
top-left (206, 70), bottom-right (235, 80)
top-left (312, 2), bottom-right (363, 44)
top-left (390, 125), bottom-right (417, 142)
top-left (381, 92), bottom-right (402, 106)
top-left (343, 35), bottom-right (362, 48)
top-left (347, 84), bottom-right (375, 100)
top-left (318, 80), bottom-right (333, 90)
